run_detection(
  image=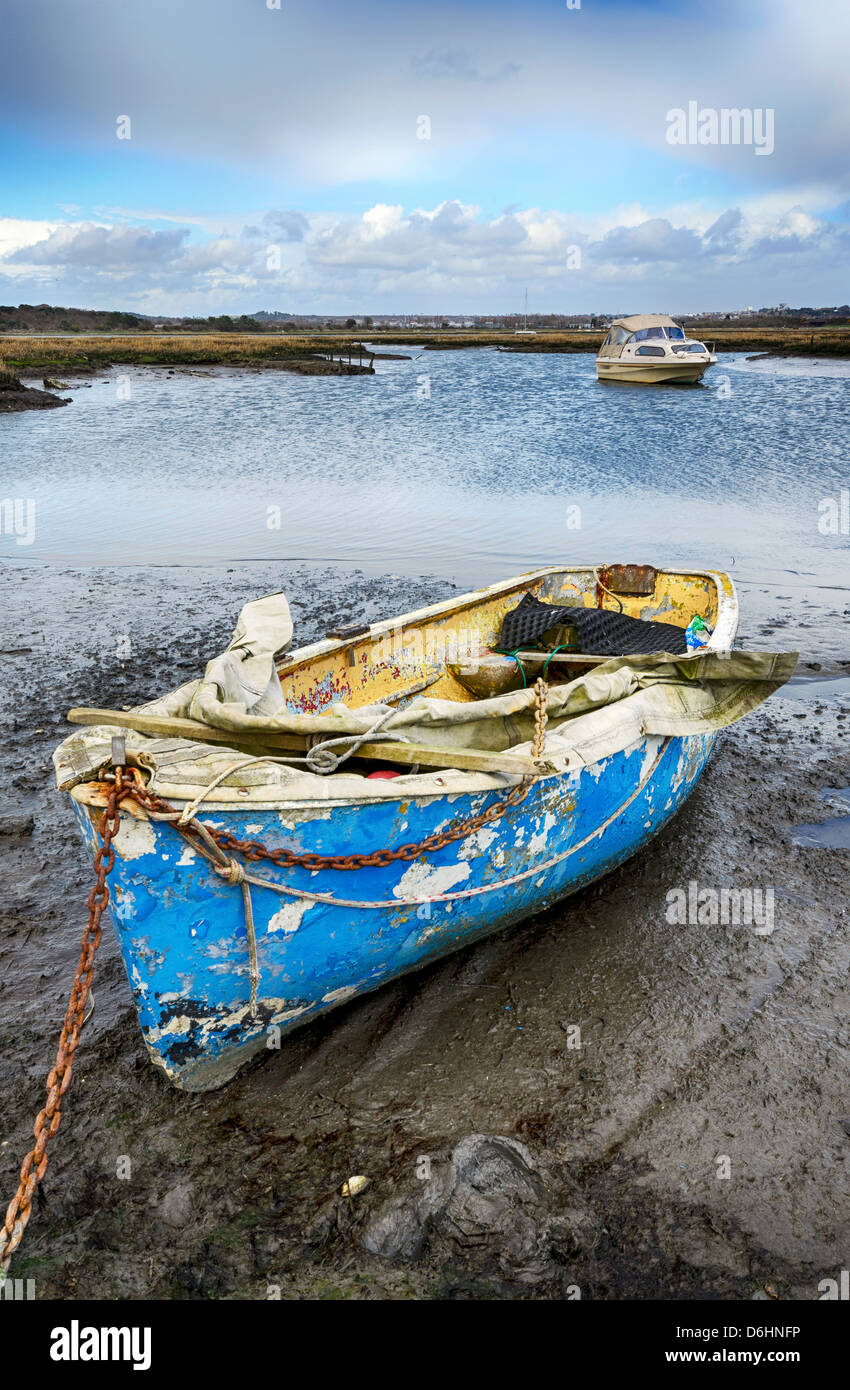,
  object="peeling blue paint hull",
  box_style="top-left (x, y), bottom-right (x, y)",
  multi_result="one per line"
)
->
top-left (69, 732), bottom-right (714, 1090)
